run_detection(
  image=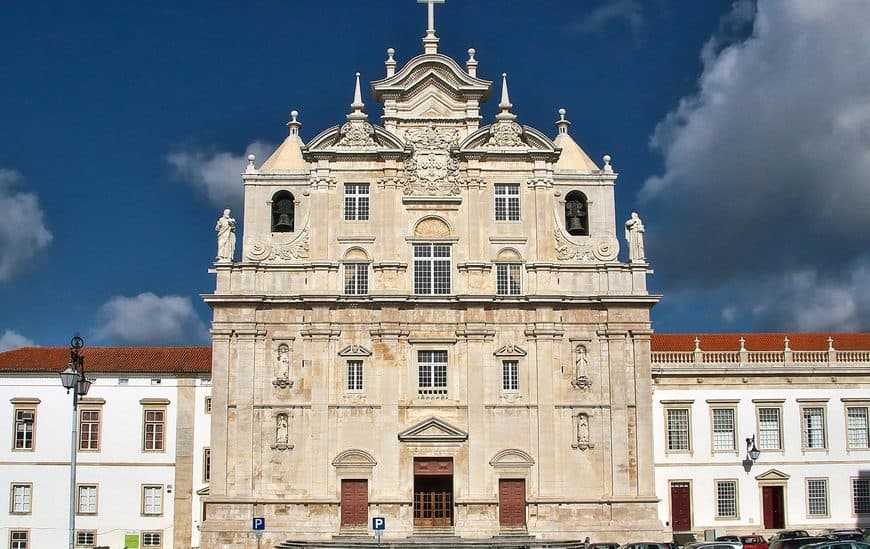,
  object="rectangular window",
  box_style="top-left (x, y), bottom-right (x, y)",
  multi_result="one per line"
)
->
top-left (142, 531), bottom-right (162, 548)
top-left (712, 408), bottom-right (736, 451)
top-left (802, 407), bottom-right (826, 449)
top-left (10, 484), bottom-right (31, 514)
top-left (75, 530), bottom-right (96, 547)
top-left (758, 407), bottom-right (782, 450)
top-left (413, 244), bottom-right (451, 295)
top-left (346, 360), bottom-right (364, 391)
top-left (13, 408), bottom-right (35, 450)
top-left (142, 485), bottom-right (163, 516)
top-left (344, 263), bottom-right (369, 295)
top-left (496, 263), bottom-right (522, 295)
top-left (418, 350), bottom-right (448, 399)
top-left (204, 396), bottom-right (212, 414)
top-left (853, 478), bottom-right (870, 515)
top-left (666, 408), bottom-right (691, 451)
top-left (9, 531), bottom-right (28, 549)
top-left (502, 360), bottom-right (519, 391)
top-left (203, 448), bottom-right (211, 483)
top-left (716, 480), bottom-right (738, 518)
top-left (143, 409), bottom-right (165, 451)
top-left (344, 183), bottom-right (370, 221)
top-left (79, 409), bottom-right (101, 451)
top-left (847, 407), bottom-right (869, 448)
top-left (77, 485), bottom-right (97, 515)
top-left (807, 479), bottom-right (828, 517)
top-left (494, 183), bottom-right (520, 221)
